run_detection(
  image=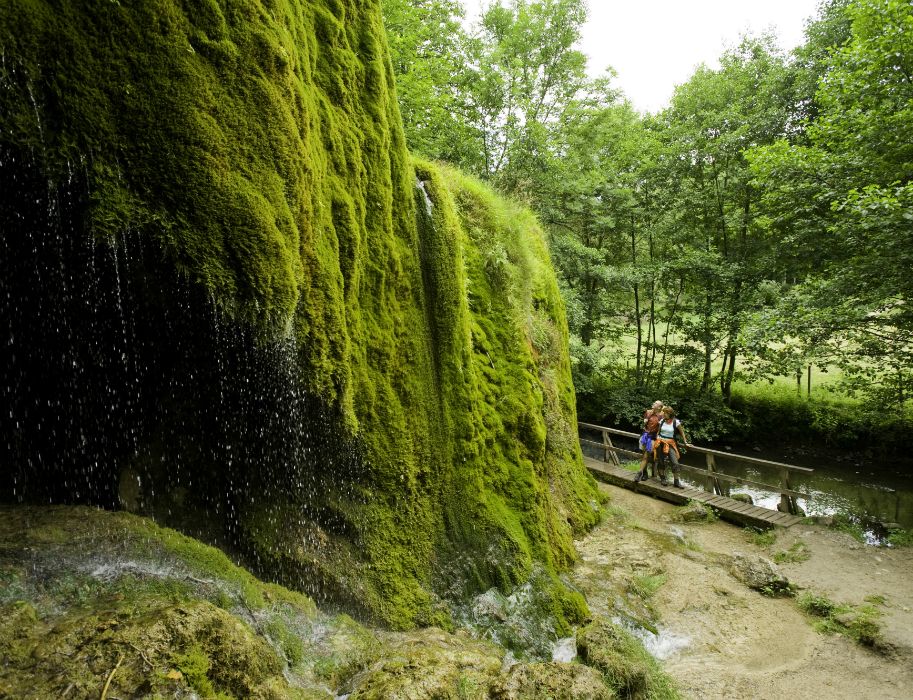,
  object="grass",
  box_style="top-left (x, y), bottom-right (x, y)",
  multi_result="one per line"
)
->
top-left (629, 573), bottom-right (667, 602)
top-left (620, 459), bottom-right (643, 473)
top-left (773, 541), bottom-right (811, 564)
top-left (600, 503), bottom-right (632, 524)
top-left (743, 526), bottom-right (777, 548)
top-left (797, 592), bottom-right (884, 647)
top-left (886, 528), bottom-right (913, 547)
top-left (829, 514), bottom-right (868, 543)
